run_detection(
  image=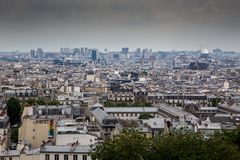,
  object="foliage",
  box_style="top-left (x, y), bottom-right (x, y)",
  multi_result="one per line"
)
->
top-left (47, 100), bottom-right (61, 105)
top-left (24, 98), bottom-right (60, 106)
top-left (176, 102), bottom-right (183, 107)
top-left (213, 129), bottom-right (240, 150)
top-left (25, 98), bottom-right (36, 105)
top-left (210, 98), bottom-right (221, 107)
top-left (91, 130), bottom-right (240, 160)
top-left (10, 127), bottom-right (19, 143)
top-left (104, 100), bottom-right (131, 107)
top-left (91, 129), bottom-right (151, 160)
top-left (36, 98), bottom-right (47, 105)
top-left (138, 113), bottom-right (154, 119)
top-left (7, 97), bottom-right (21, 125)
top-left (133, 100), bottom-right (151, 107)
